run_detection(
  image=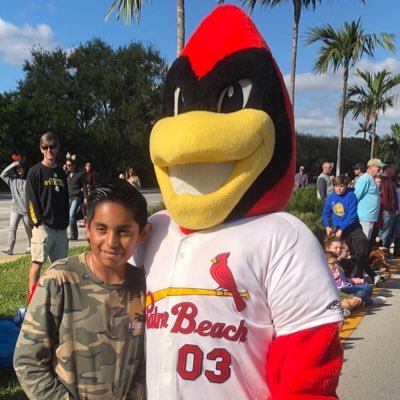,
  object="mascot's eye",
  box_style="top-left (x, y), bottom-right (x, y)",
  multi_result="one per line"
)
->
top-left (174, 87), bottom-right (184, 116)
top-left (217, 79), bottom-right (252, 113)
